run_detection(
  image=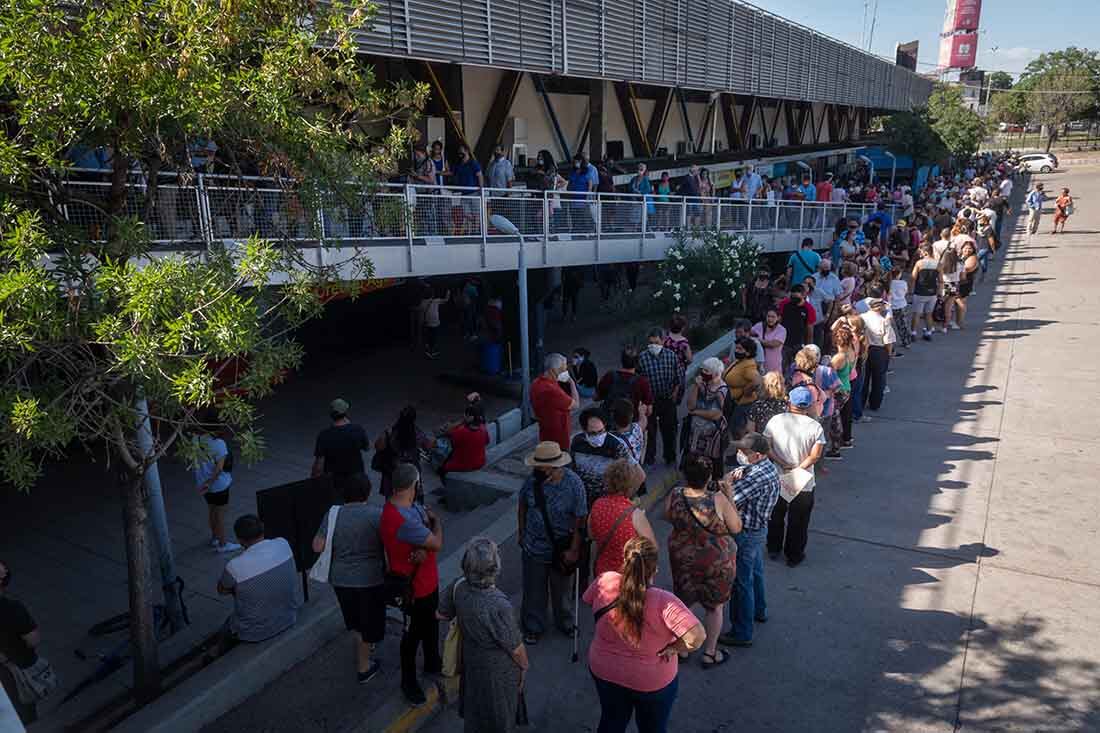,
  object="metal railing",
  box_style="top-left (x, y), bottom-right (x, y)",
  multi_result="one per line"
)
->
top-left (52, 171), bottom-right (901, 247)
